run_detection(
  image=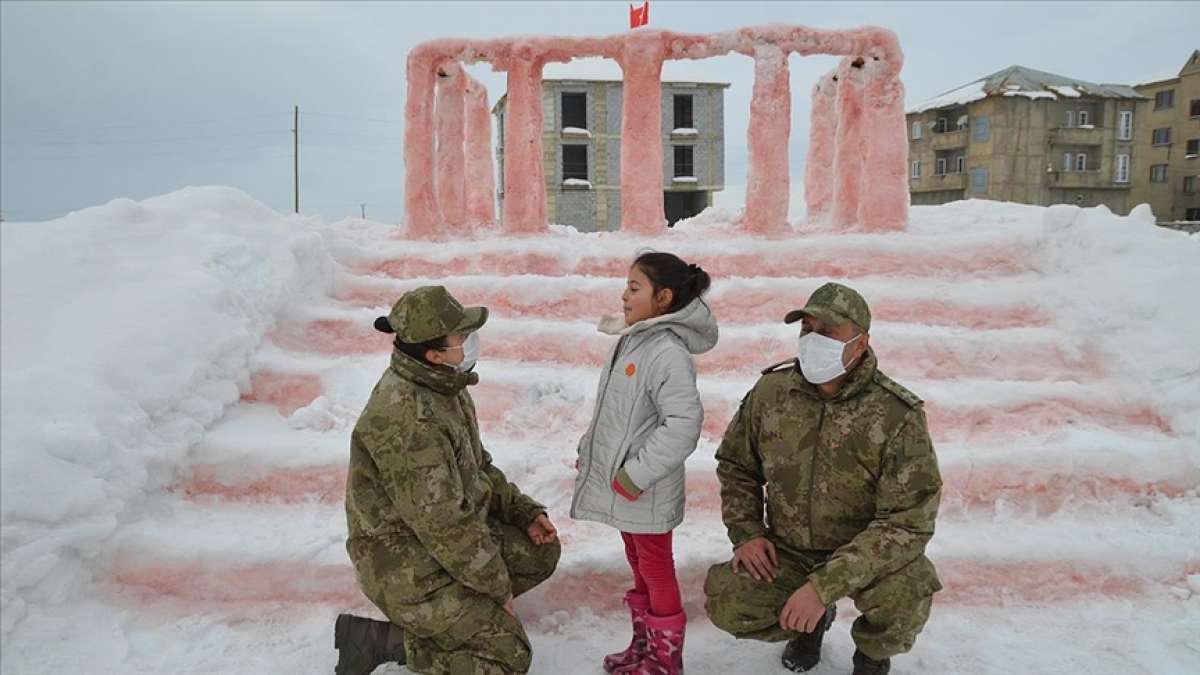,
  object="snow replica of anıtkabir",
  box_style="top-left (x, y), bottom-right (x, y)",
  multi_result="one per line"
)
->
top-left (402, 25), bottom-right (909, 237)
